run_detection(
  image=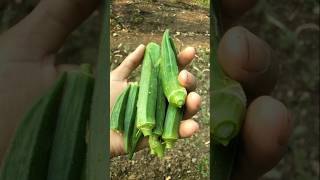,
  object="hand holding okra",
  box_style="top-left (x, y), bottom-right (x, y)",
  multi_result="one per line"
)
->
top-left (110, 44), bottom-right (201, 157)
